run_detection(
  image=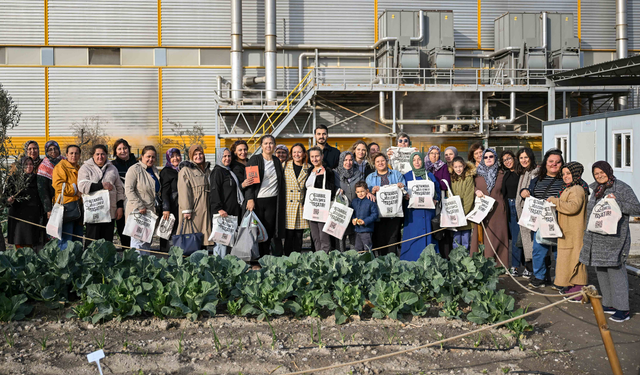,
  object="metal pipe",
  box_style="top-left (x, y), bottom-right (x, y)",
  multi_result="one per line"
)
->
top-left (265, 0), bottom-right (277, 102)
top-left (298, 52), bottom-right (376, 82)
top-left (243, 76), bottom-right (266, 86)
top-left (555, 86), bottom-right (632, 92)
top-left (241, 37), bottom-right (397, 51)
top-left (617, 0), bottom-right (628, 108)
top-left (231, 0), bottom-right (243, 101)
top-left (454, 46), bottom-right (520, 59)
top-left (541, 12), bottom-right (547, 50)
top-left (217, 75), bottom-right (223, 96)
top-left (410, 10), bottom-right (424, 43)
